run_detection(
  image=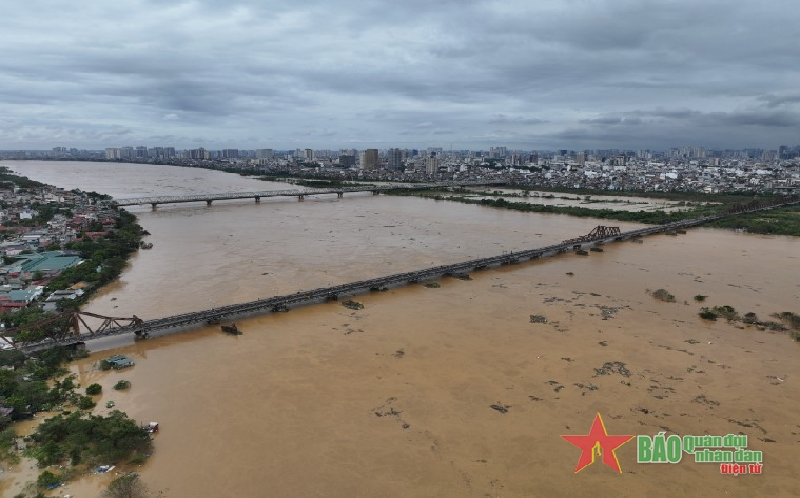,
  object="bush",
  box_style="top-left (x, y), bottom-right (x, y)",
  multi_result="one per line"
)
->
top-left (113, 380), bottom-right (131, 390)
top-left (713, 305), bottom-right (738, 320)
top-left (85, 383), bottom-right (102, 395)
top-left (694, 295), bottom-right (707, 302)
top-left (651, 289), bottom-right (676, 302)
top-left (699, 310), bottom-right (718, 321)
top-left (77, 396), bottom-right (96, 410)
top-left (102, 473), bottom-right (150, 498)
top-left (99, 360), bottom-right (112, 371)
top-left (37, 470), bottom-right (61, 488)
